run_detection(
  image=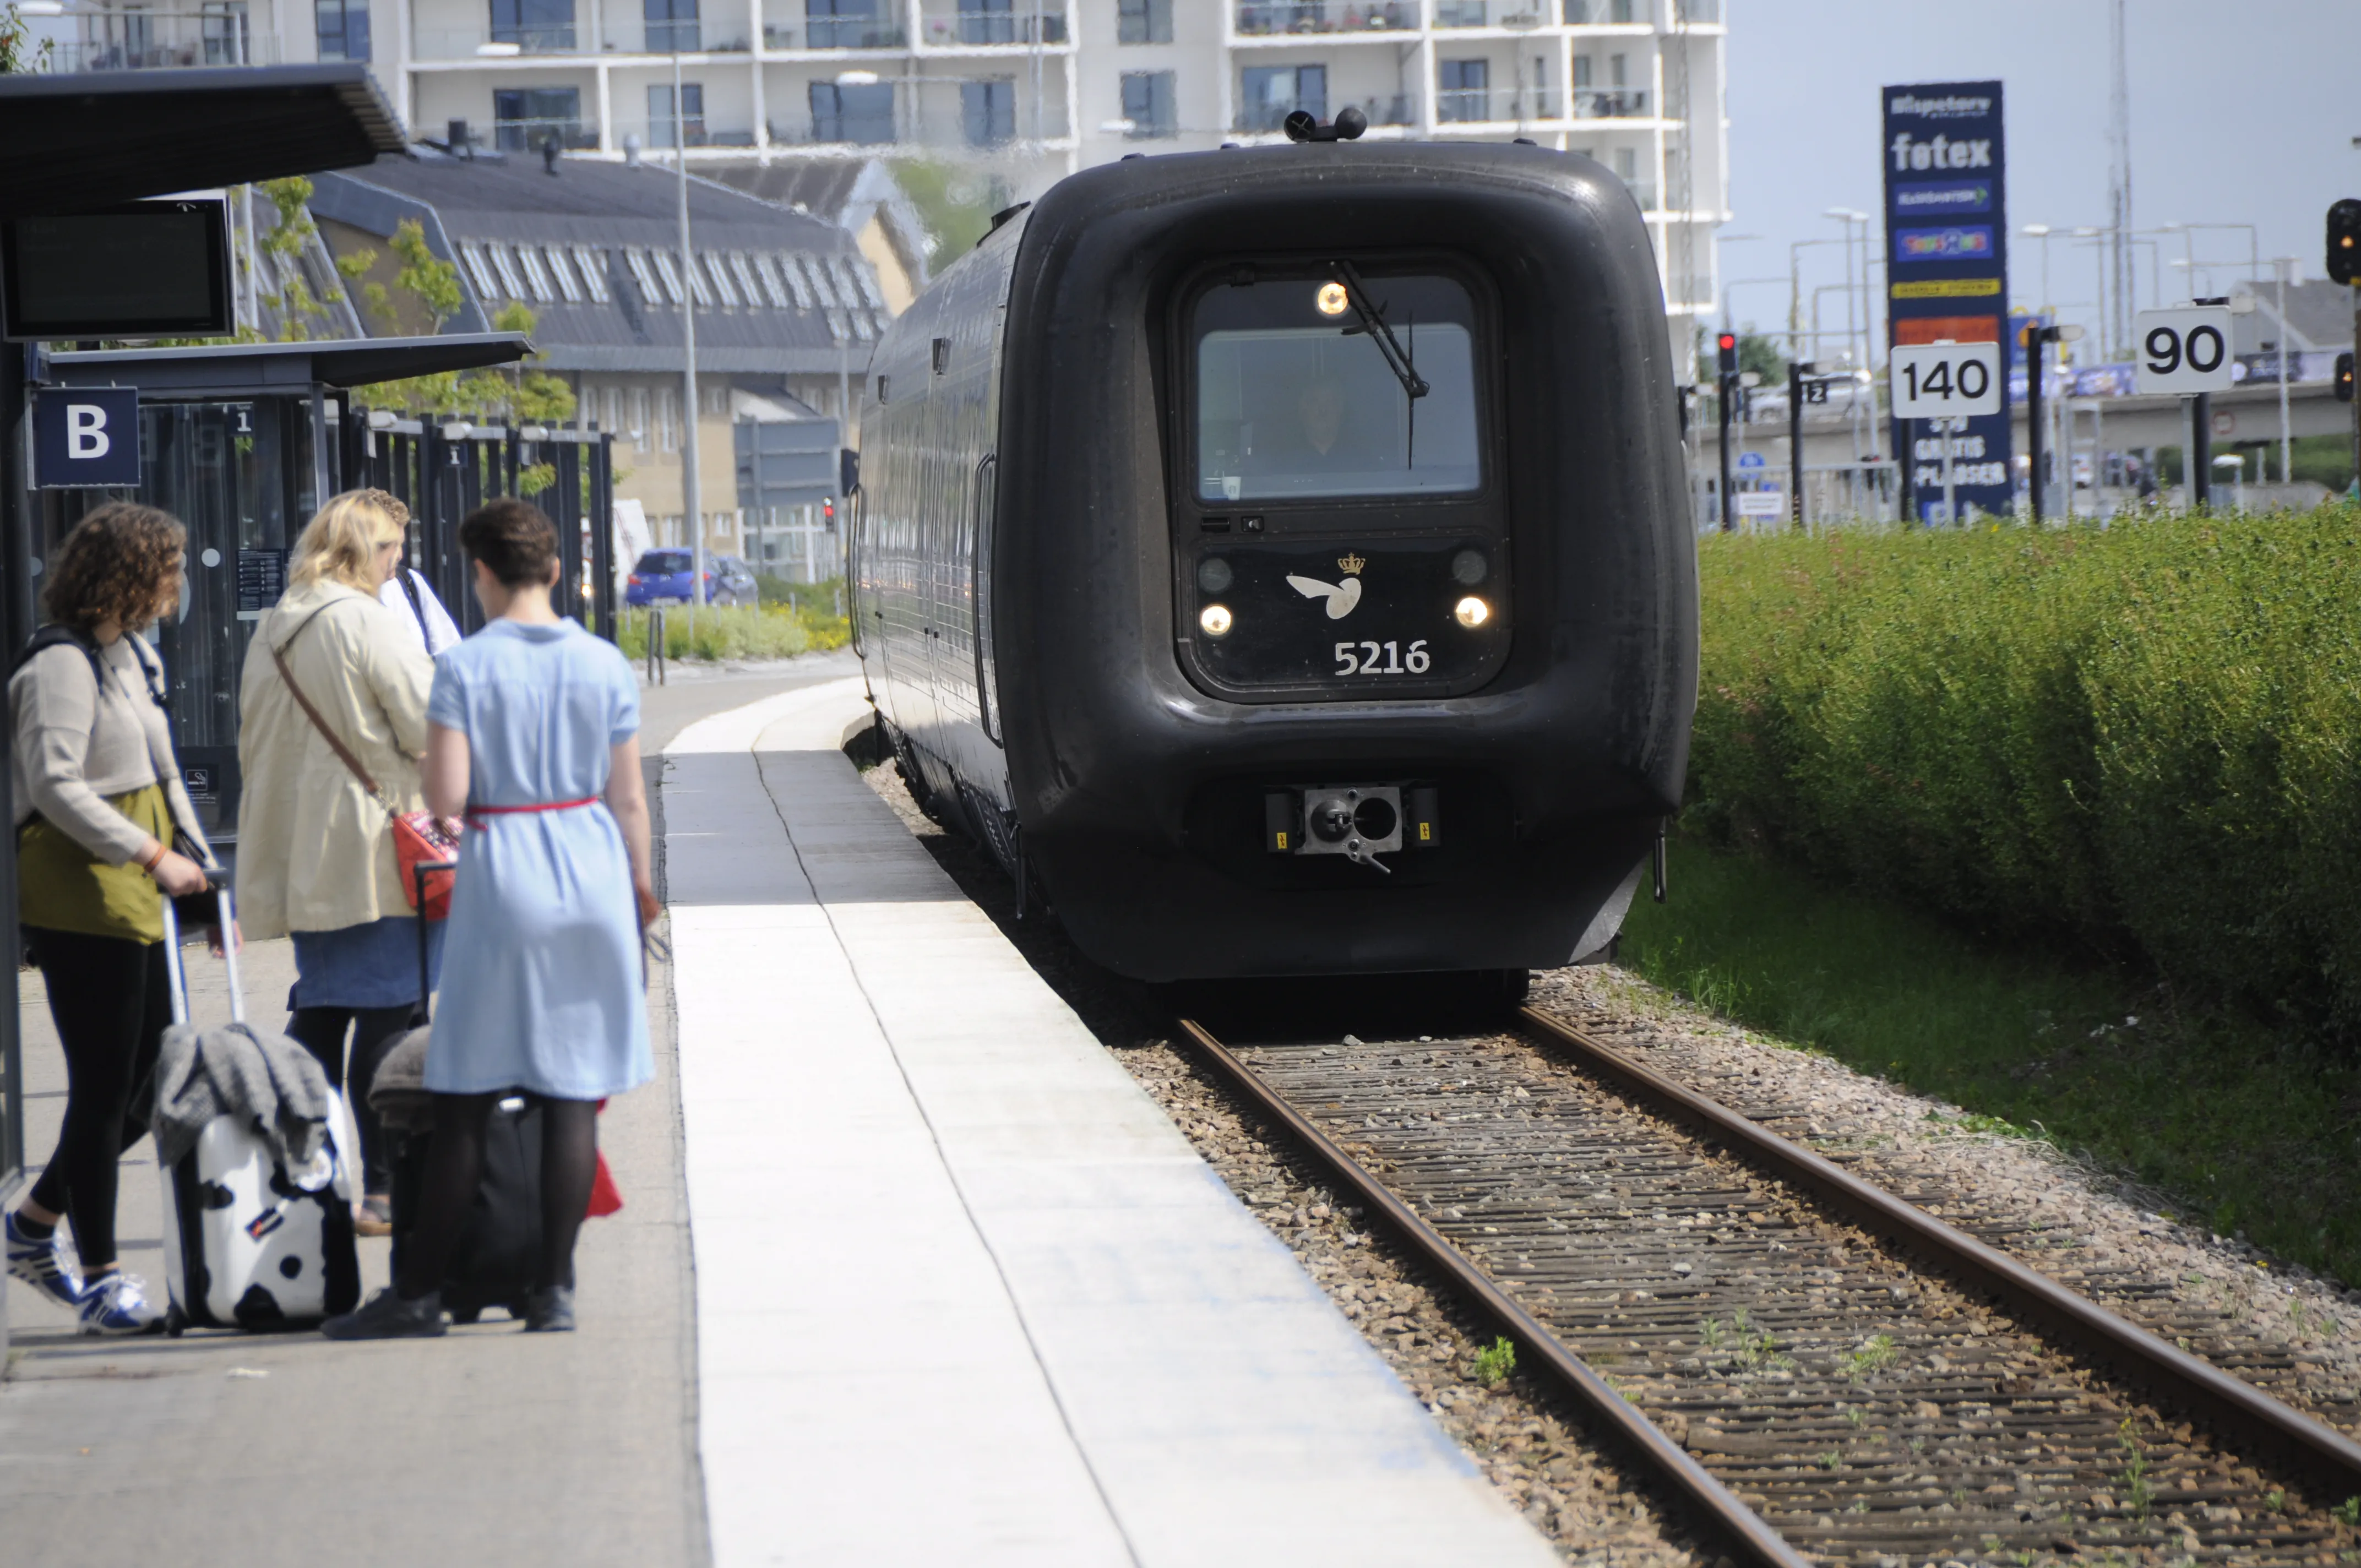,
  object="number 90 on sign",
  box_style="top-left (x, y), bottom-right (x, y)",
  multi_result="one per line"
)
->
top-left (2131, 307), bottom-right (2234, 395)
top-left (1888, 342), bottom-right (2002, 419)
